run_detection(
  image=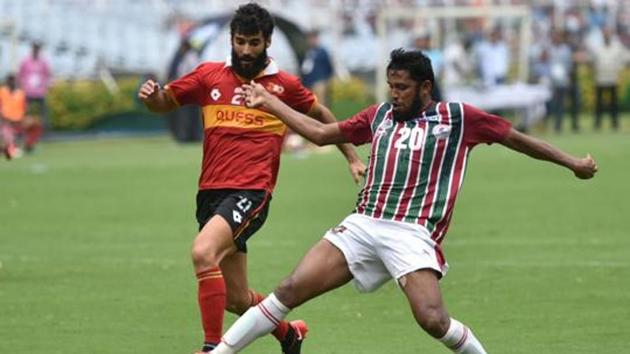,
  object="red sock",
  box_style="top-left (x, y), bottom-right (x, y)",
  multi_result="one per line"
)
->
top-left (197, 267), bottom-right (226, 345)
top-left (249, 289), bottom-right (290, 342)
